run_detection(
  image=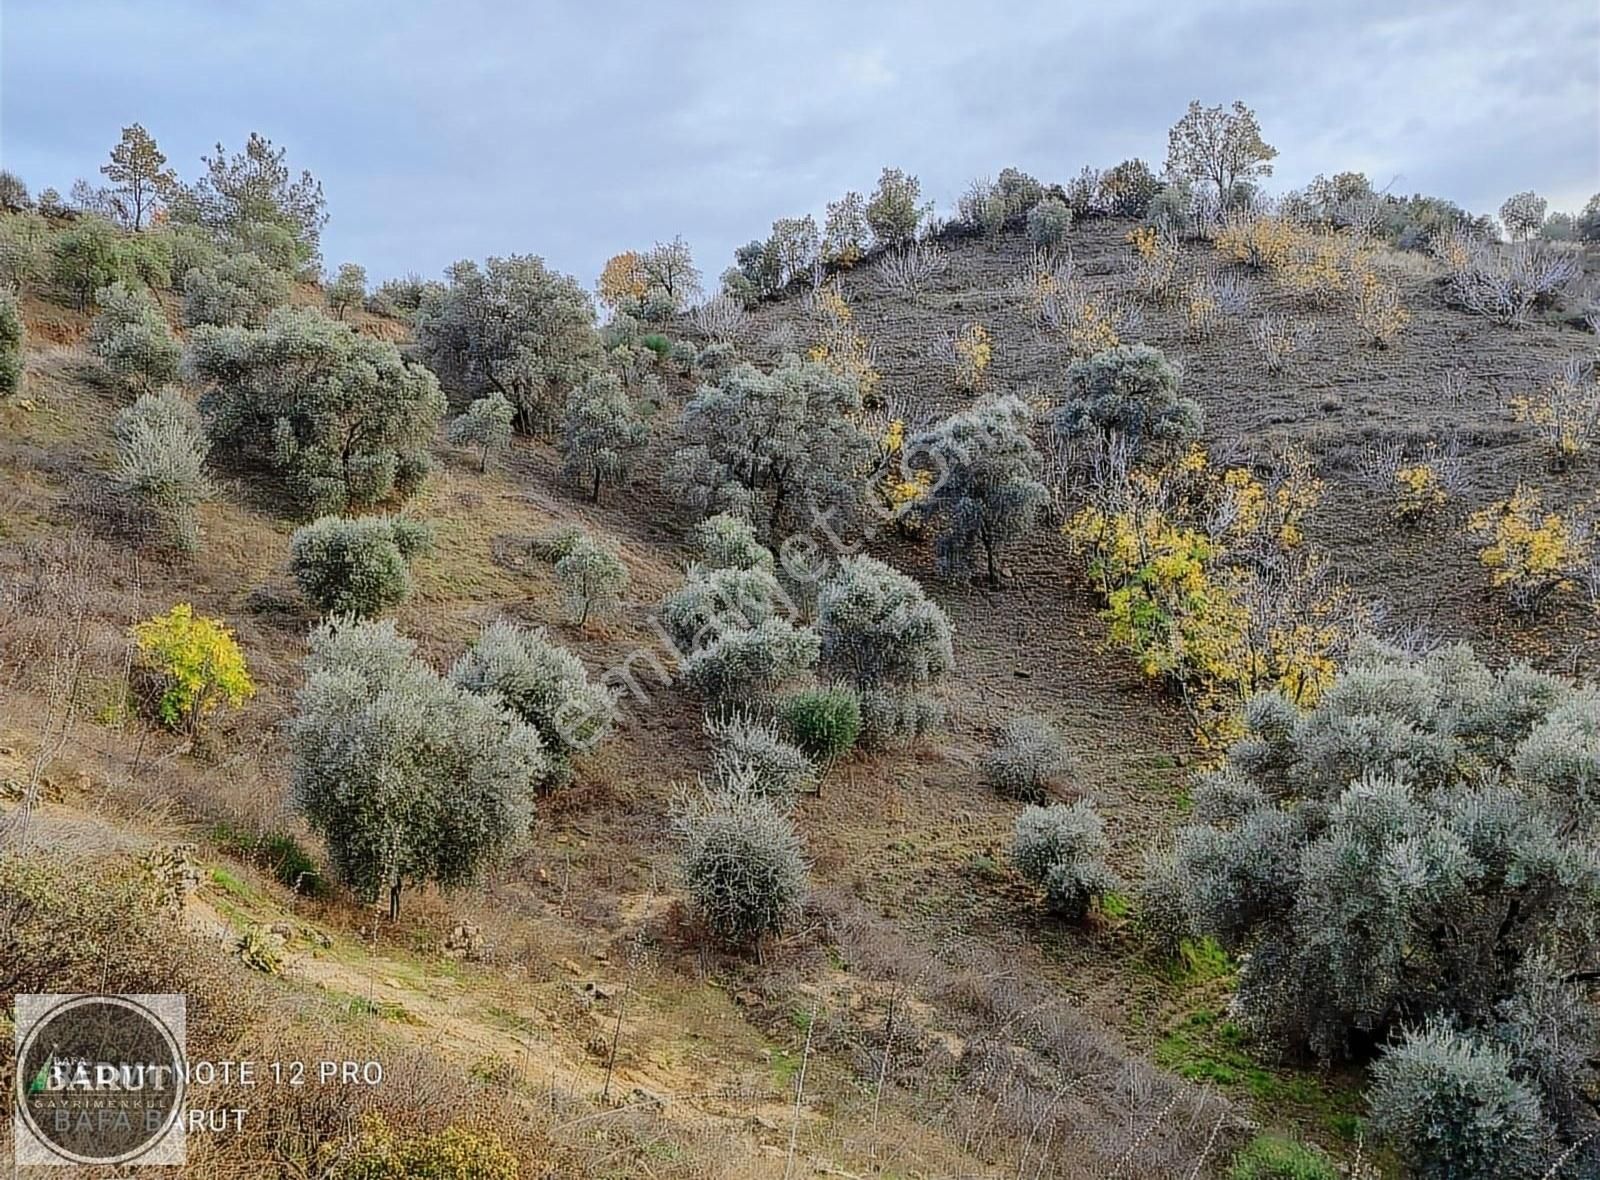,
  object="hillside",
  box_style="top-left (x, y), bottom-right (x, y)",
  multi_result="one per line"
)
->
top-left (2, 139), bottom-right (1599, 1180)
